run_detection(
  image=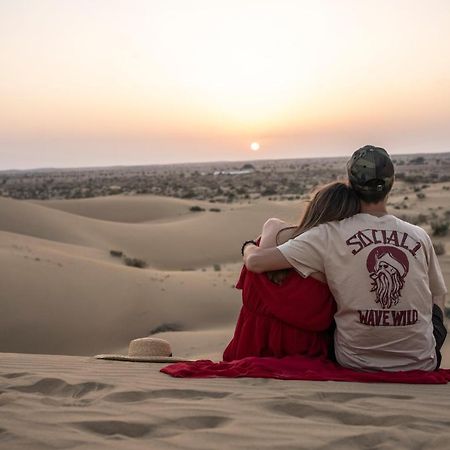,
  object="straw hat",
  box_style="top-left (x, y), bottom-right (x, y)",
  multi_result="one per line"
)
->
top-left (95, 337), bottom-right (192, 363)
